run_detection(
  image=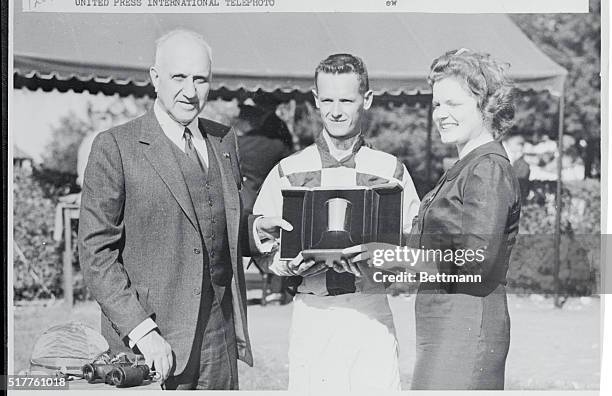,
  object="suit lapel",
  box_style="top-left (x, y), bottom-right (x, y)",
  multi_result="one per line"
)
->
top-left (139, 110), bottom-right (198, 231)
